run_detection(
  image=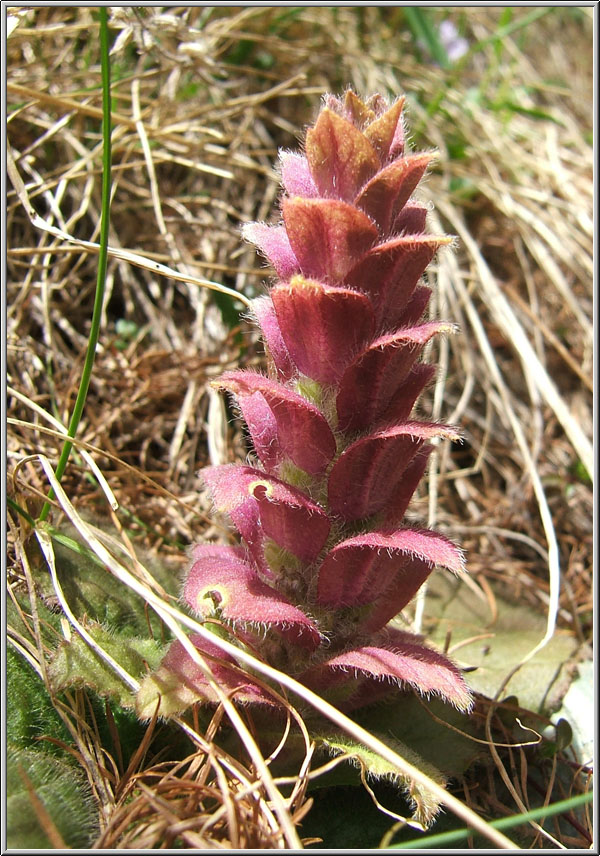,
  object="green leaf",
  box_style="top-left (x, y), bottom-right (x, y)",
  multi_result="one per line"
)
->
top-left (548, 660), bottom-right (593, 761)
top-left (313, 728), bottom-right (445, 828)
top-left (554, 717), bottom-right (573, 751)
top-left (6, 647), bottom-right (71, 752)
top-left (302, 780), bottom-right (398, 849)
top-left (48, 621), bottom-right (164, 707)
top-left (422, 574), bottom-right (579, 714)
top-left (356, 694), bottom-right (481, 781)
top-left (6, 746), bottom-right (97, 849)
top-left (301, 692), bottom-right (481, 829)
top-left (35, 533), bottom-right (173, 640)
